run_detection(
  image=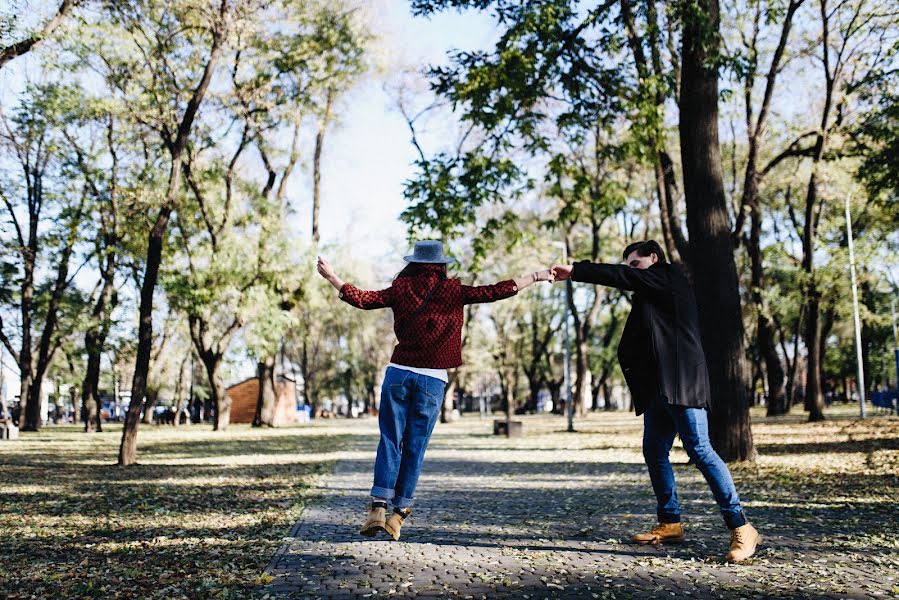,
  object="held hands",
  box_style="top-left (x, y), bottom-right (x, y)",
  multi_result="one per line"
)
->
top-left (551, 264), bottom-right (574, 282)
